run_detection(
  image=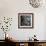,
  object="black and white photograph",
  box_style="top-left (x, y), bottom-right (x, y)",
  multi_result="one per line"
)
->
top-left (18, 13), bottom-right (34, 28)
